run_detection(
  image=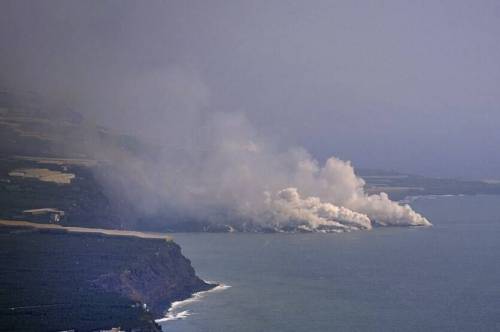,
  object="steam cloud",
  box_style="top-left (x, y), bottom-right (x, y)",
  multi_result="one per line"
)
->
top-left (84, 75), bottom-right (431, 232)
top-left (4, 65), bottom-right (431, 232)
